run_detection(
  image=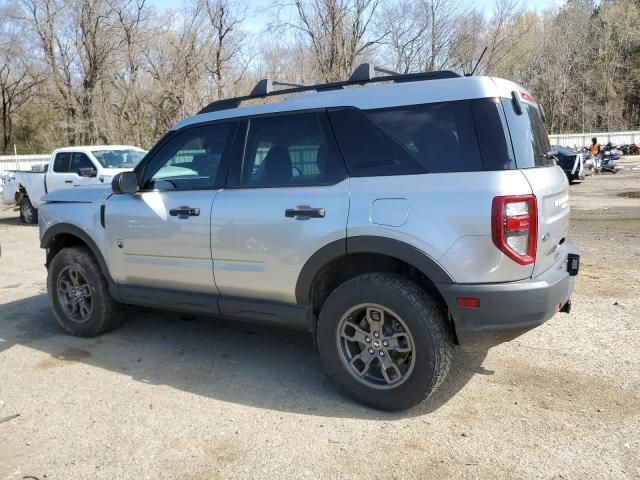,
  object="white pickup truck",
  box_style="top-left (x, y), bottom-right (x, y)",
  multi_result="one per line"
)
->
top-left (2, 145), bottom-right (146, 223)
